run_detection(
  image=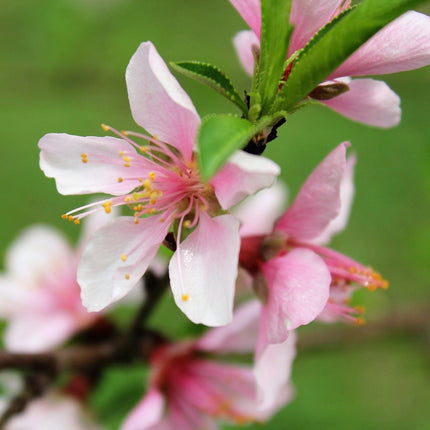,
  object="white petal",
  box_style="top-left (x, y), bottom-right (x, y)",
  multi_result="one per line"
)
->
top-left (39, 133), bottom-right (145, 195)
top-left (126, 41), bottom-right (200, 162)
top-left (169, 213), bottom-right (240, 326)
top-left (78, 215), bottom-right (169, 311)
